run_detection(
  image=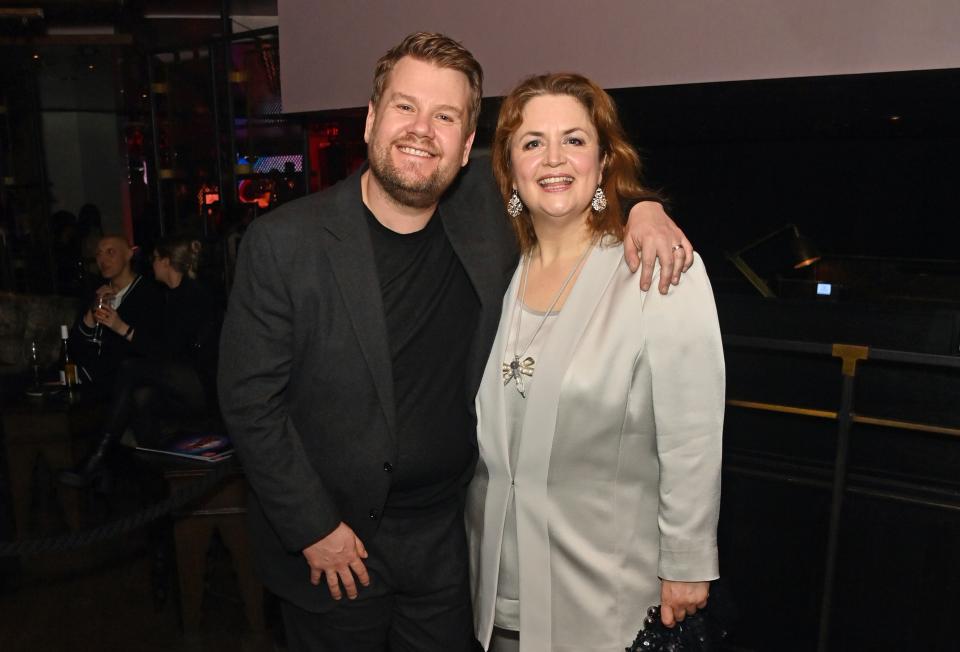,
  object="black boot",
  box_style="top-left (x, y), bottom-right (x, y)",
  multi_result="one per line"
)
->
top-left (58, 432), bottom-right (120, 489)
